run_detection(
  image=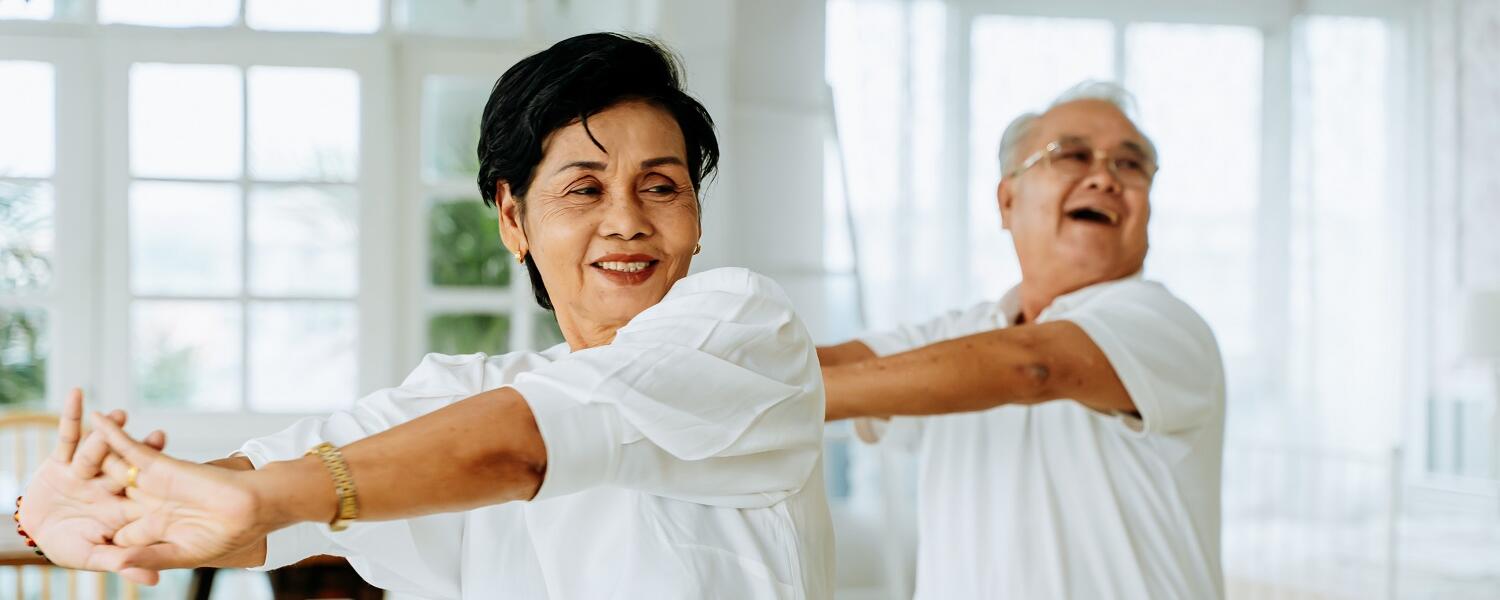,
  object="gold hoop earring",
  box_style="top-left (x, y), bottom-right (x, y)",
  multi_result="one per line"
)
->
top-left (692, 243), bottom-right (702, 256)
top-left (515, 252), bottom-right (526, 264)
